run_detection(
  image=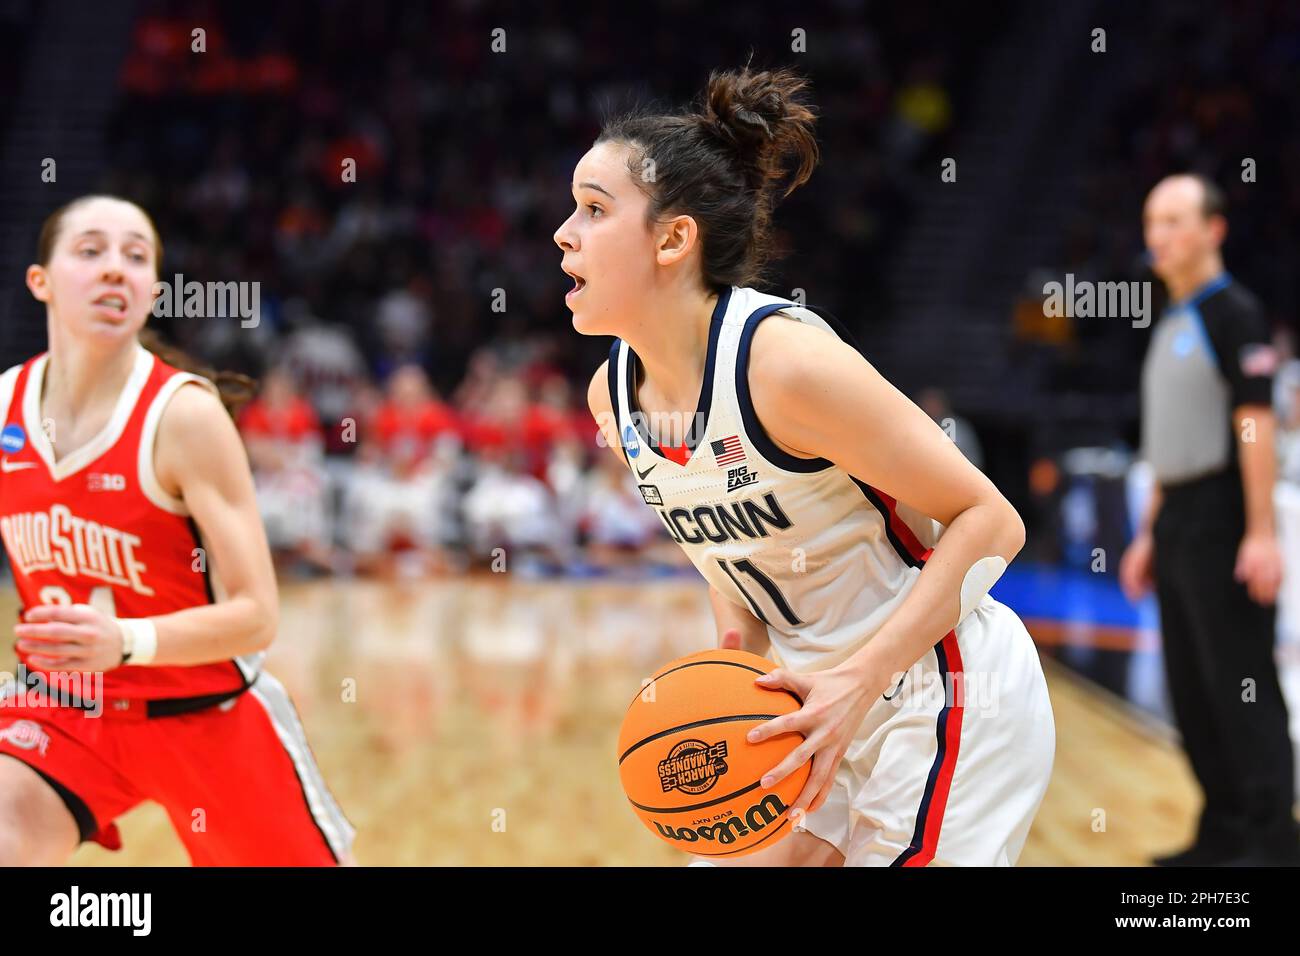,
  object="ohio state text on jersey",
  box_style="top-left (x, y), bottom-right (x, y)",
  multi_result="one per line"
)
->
top-left (0, 346), bottom-right (261, 699)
